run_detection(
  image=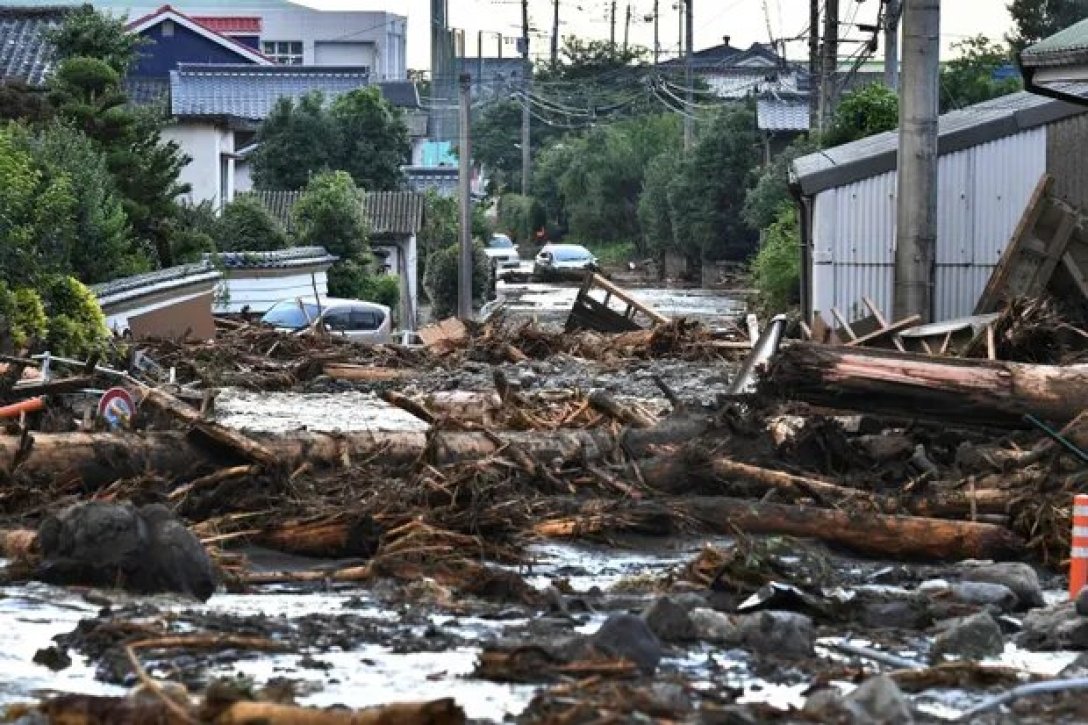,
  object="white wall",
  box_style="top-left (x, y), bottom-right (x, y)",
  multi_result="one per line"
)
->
top-left (216, 268), bottom-right (330, 314)
top-left (809, 127), bottom-right (1047, 322)
top-left (163, 121), bottom-right (234, 209)
top-left (235, 157), bottom-right (254, 196)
